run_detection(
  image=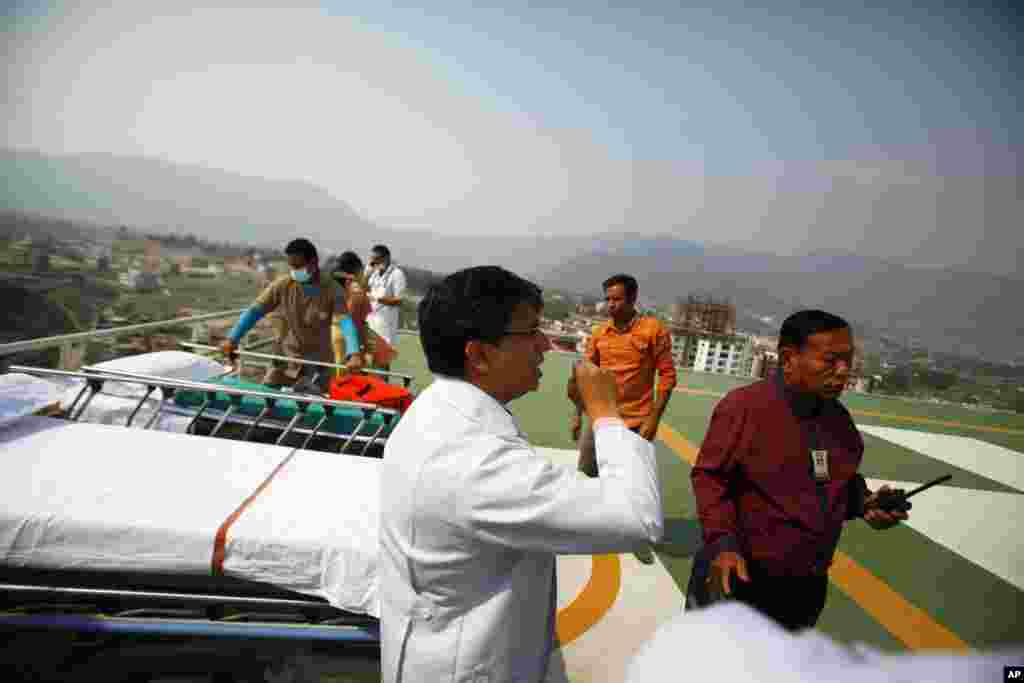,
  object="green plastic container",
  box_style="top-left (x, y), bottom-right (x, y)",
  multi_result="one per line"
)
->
top-left (172, 376), bottom-right (397, 439)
